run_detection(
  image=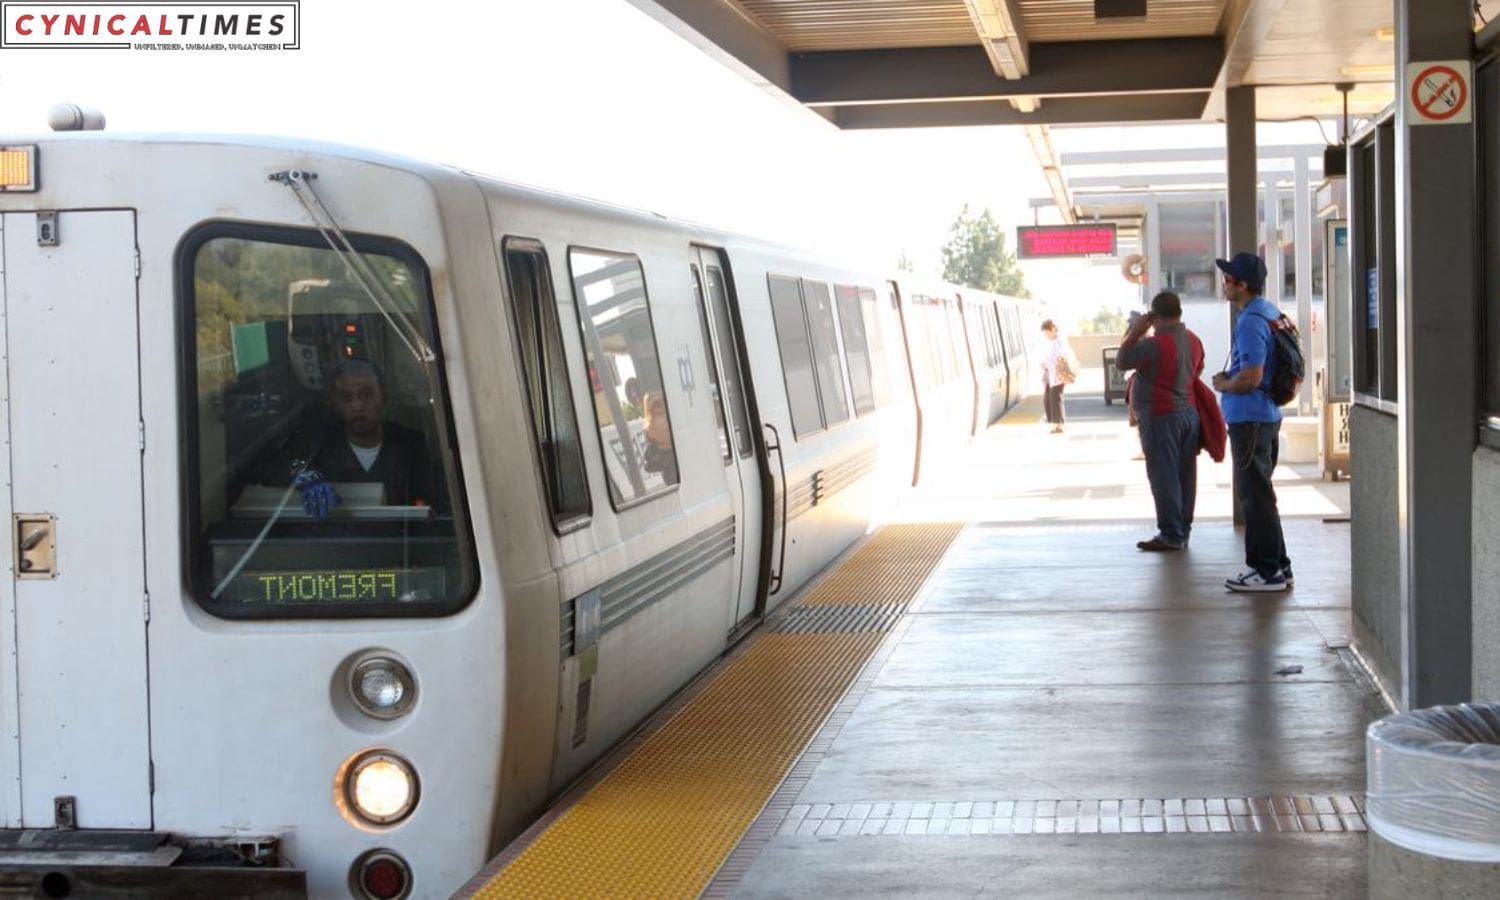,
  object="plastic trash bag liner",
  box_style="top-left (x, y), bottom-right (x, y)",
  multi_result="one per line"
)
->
top-left (1366, 702), bottom-right (1500, 861)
